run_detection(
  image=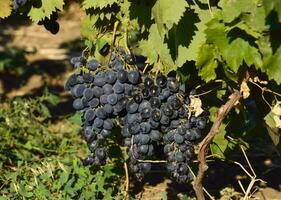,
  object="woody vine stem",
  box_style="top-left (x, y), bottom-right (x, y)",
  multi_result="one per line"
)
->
top-left (193, 90), bottom-right (242, 200)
